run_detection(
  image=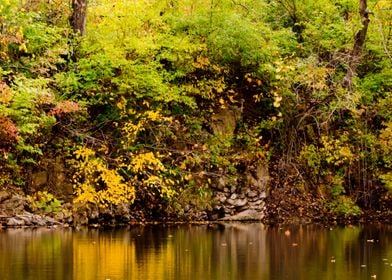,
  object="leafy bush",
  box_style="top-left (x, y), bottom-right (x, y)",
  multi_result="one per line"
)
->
top-left (71, 147), bottom-right (135, 208)
top-left (326, 196), bottom-right (362, 218)
top-left (27, 191), bottom-right (62, 214)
